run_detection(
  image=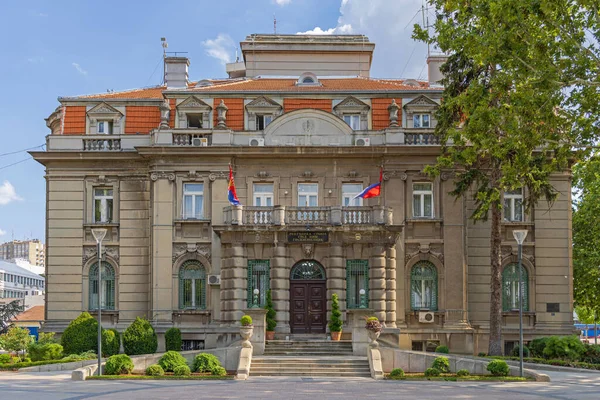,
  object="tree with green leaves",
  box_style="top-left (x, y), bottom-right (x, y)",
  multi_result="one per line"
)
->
top-left (414, 0), bottom-right (598, 355)
top-left (0, 326), bottom-right (33, 360)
